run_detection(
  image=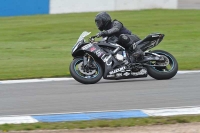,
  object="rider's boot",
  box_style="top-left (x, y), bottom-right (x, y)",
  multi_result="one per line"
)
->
top-left (129, 43), bottom-right (144, 62)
